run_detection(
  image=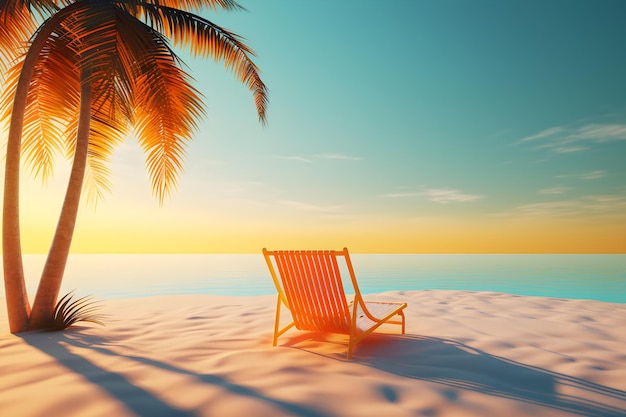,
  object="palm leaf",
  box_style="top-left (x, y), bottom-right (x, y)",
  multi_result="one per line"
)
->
top-left (0, 0), bottom-right (38, 74)
top-left (31, 4), bottom-right (137, 201)
top-left (22, 37), bottom-right (78, 181)
top-left (133, 40), bottom-right (205, 201)
top-left (0, 28), bottom-right (77, 182)
top-left (49, 291), bottom-right (105, 330)
top-left (133, 4), bottom-right (267, 123)
top-left (115, 0), bottom-right (245, 15)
